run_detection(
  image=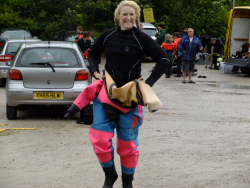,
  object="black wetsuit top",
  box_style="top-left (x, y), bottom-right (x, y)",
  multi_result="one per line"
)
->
top-left (89, 26), bottom-right (169, 87)
top-left (76, 38), bottom-right (91, 52)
